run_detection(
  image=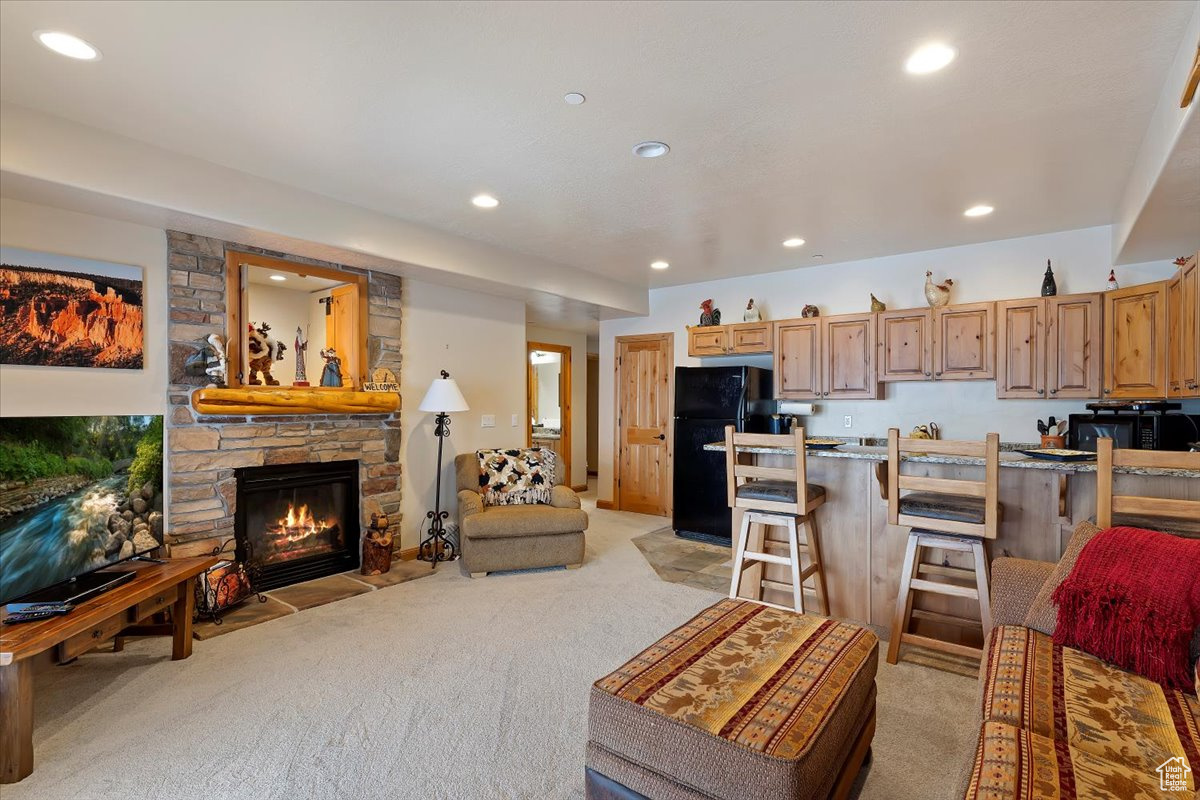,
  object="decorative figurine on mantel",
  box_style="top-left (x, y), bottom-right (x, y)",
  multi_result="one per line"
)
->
top-left (743, 298), bottom-right (761, 322)
top-left (319, 347), bottom-right (343, 387)
top-left (293, 326), bottom-right (309, 387)
top-left (698, 299), bottom-right (721, 326)
top-left (1040, 259), bottom-right (1058, 296)
top-left (246, 322), bottom-right (286, 386)
top-left (1106, 269), bottom-right (1119, 290)
top-left (184, 333), bottom-right (227, 387)
top-left (801, 304), bottom-right (820, 318)
top-left (924, 271), bottom-right (954, 308)
top-left (870, 294), bottom-right (886, 313)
